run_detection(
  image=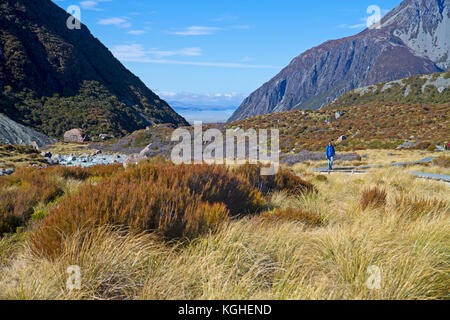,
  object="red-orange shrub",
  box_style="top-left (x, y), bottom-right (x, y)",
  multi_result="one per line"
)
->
top-left (360, 187), bottom-right (387, 210)
top-left (0, 168), bottom-right (64, 234)
top-left (119, 163), bottom-right (266, 215)
top-left (233, 164), bottom-right (316, 196)
top-left (29, 172), bottom-right (230, 258)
